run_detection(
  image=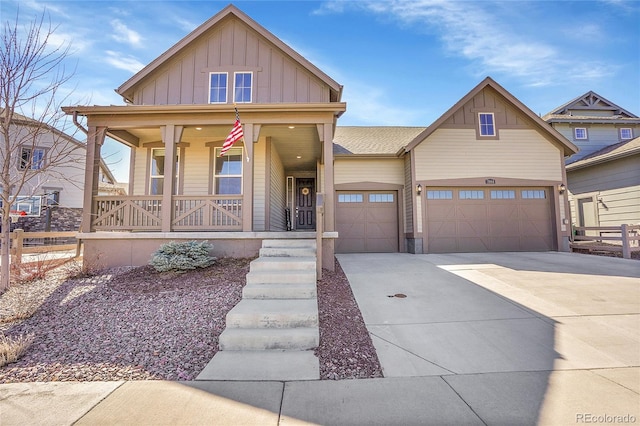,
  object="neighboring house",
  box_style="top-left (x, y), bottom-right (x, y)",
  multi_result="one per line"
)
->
top-left (0, 112), bottom-right (121, 232)
top-left (564, 137), bottom-right (640, 230)
top-left (543, 93), bottom-right (640, 230)
top-left (63, 5), bottom-right (577, 269)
